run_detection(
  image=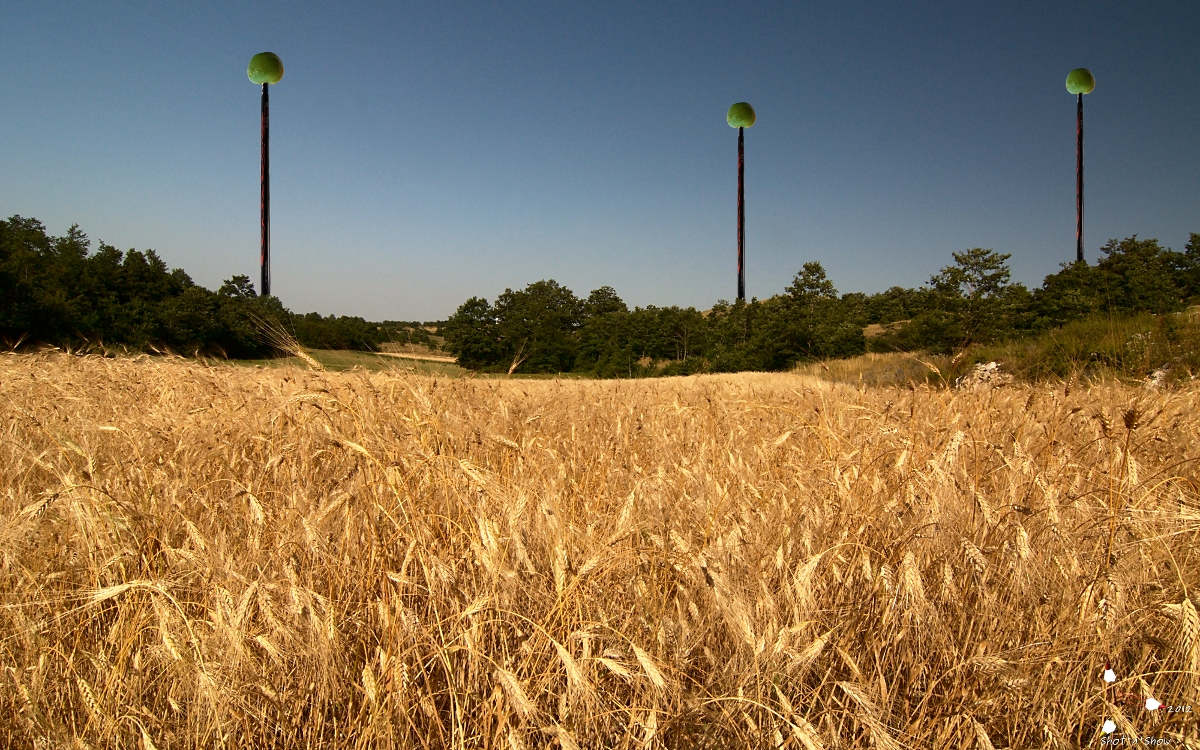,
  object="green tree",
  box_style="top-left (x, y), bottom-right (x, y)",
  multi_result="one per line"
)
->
top-left (1032, 260), bottom-right (1101, 329)
top-left (159, 286), bottom-right (220, 352)
top-left (584, 286), bottom-right (628, 317)
top-left (443, 297), bottom-right (500, 369)
top-left (576, 311), bottom-right (629, 375)
top-left (785, 261), bottom-right (838, 307)
top-left (1182, 233), bottom-right (1200, 301)
top-left (926, 247), bottom-right (1017, 348)
top-left (492, 280), bottom-right (583, 373)
top-left (759, 263), bottom-right (866, 365)
top-left (864, 286), bottom-right (932, 325)
top-left (218, 274), bottom-right (257, 299)
top-left (211, 275), bottom-right (282, 358)
top-left (1093, 236), bottom-right (1188, 314)
top-left (0, 216), bottom-right (53, 342)
top-left (706, 298), bottom-right (766, 372)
